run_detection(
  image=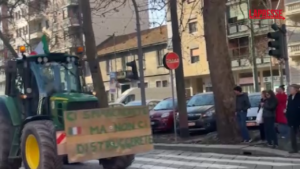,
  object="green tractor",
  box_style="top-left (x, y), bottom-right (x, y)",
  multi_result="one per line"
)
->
top-left (0, 50), bottom-right (134, 169)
